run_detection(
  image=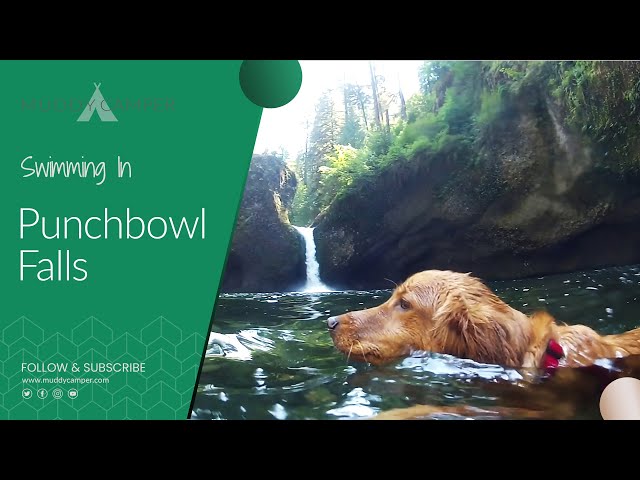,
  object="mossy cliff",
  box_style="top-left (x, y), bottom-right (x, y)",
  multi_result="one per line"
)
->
top-left (221, 154), bottom-right (305, 292)
top-left (314, 62), bottom-right (640, 288)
